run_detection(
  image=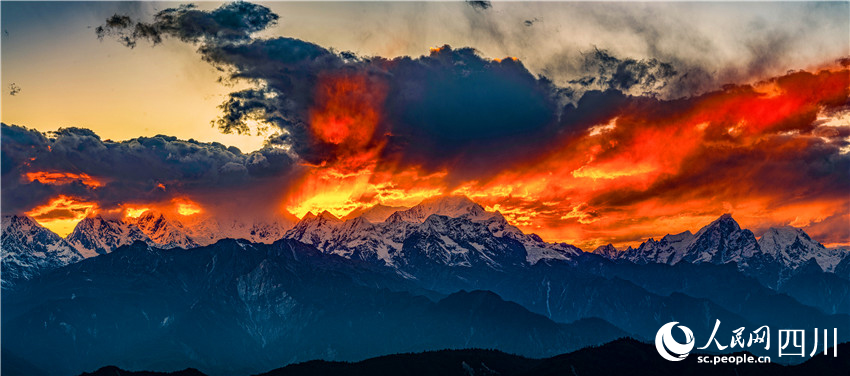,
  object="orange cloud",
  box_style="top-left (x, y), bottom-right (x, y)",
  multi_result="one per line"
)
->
top-left (25, 195), bottom-right (99, 237)
top-left (173, 197), bottom-right (202, 216)
top-left (25, 171), bottom-right (104, 188)
top-left (16, 67), bottom-right (849, 250)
